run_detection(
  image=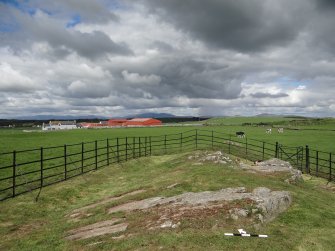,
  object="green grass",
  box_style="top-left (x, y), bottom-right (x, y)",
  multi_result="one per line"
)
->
top-left (1, 116), bottom-right (334, 154)
top-left (204, 116), bottom-right (298, 125)
top-left (203, 116), bottom-right (335, 128)
top-left (208, 125), bottom-right (335, 153)
top-left (0, 151), bottom-right (334, 250)
top-left (0, 117), bottom-right (334, 200)
top-left (0, 126), bottom-right (197, 153)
